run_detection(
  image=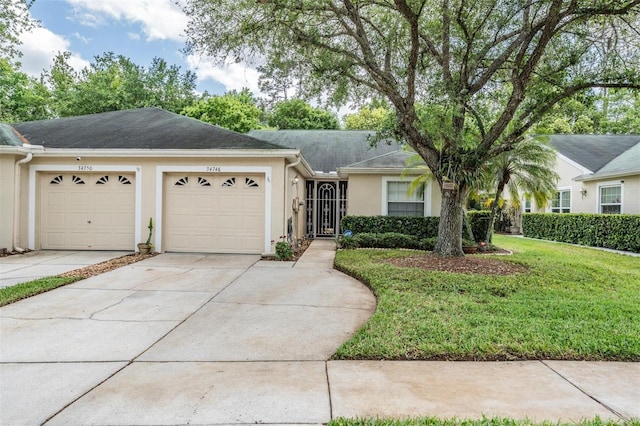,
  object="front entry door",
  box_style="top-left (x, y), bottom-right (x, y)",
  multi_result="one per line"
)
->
top-left (305, 180), bottom-right (347, 237)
